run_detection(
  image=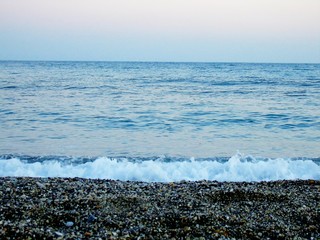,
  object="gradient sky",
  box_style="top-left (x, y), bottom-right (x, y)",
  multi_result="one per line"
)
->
top-left (1, 0), bottom-right (320, 63)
